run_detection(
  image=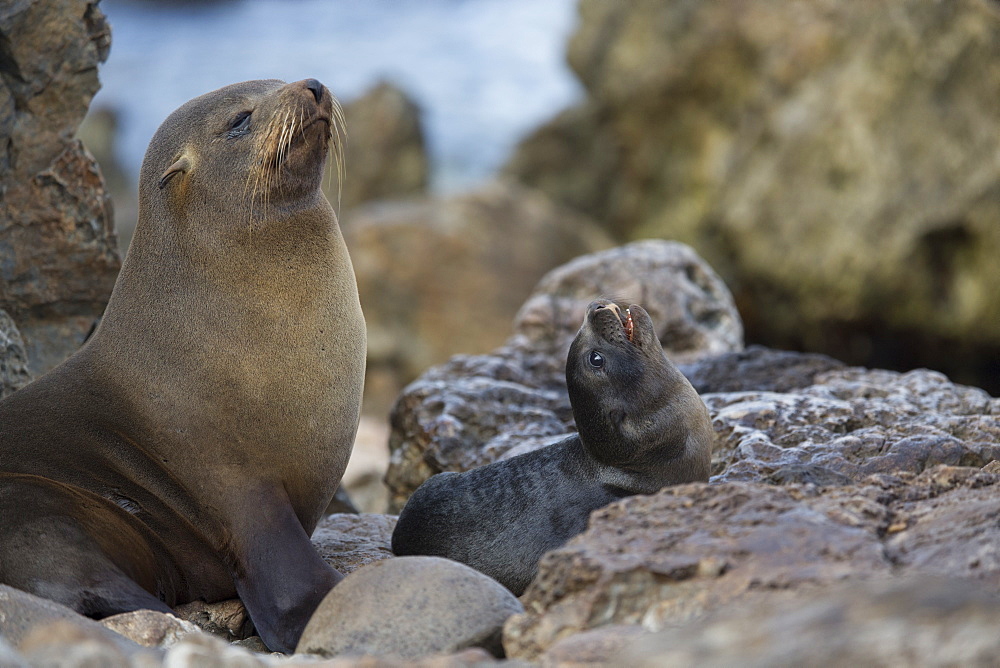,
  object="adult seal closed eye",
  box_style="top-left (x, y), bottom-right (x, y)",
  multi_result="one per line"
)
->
top-left (0, 78), bottom-right (365, 653)
top-left (391, 299), bottom-right (713, 595)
